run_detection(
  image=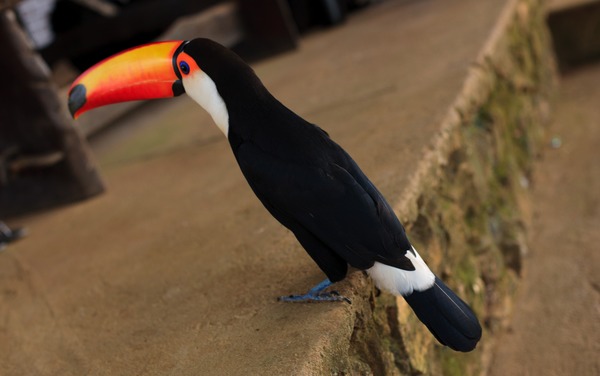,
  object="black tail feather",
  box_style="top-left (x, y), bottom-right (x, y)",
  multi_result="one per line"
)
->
top-left (403, 276), bottom-right (482, 352)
